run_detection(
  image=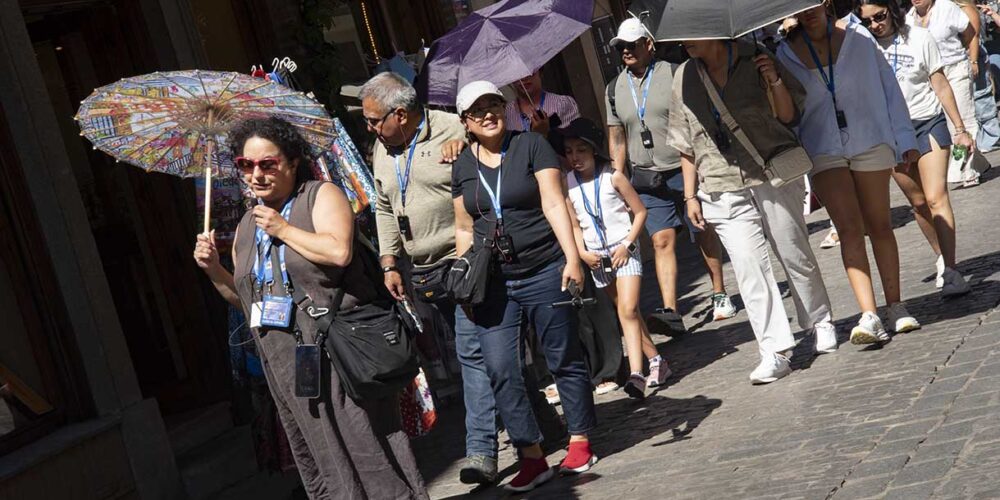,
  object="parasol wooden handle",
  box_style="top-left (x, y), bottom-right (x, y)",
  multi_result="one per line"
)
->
top-left (203, 109), bottom-right (215, 235)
